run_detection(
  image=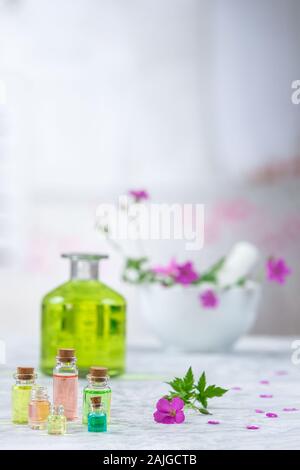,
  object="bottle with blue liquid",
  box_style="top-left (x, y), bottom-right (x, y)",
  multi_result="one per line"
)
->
top-left (88, 395), bottom-right (107, 432)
